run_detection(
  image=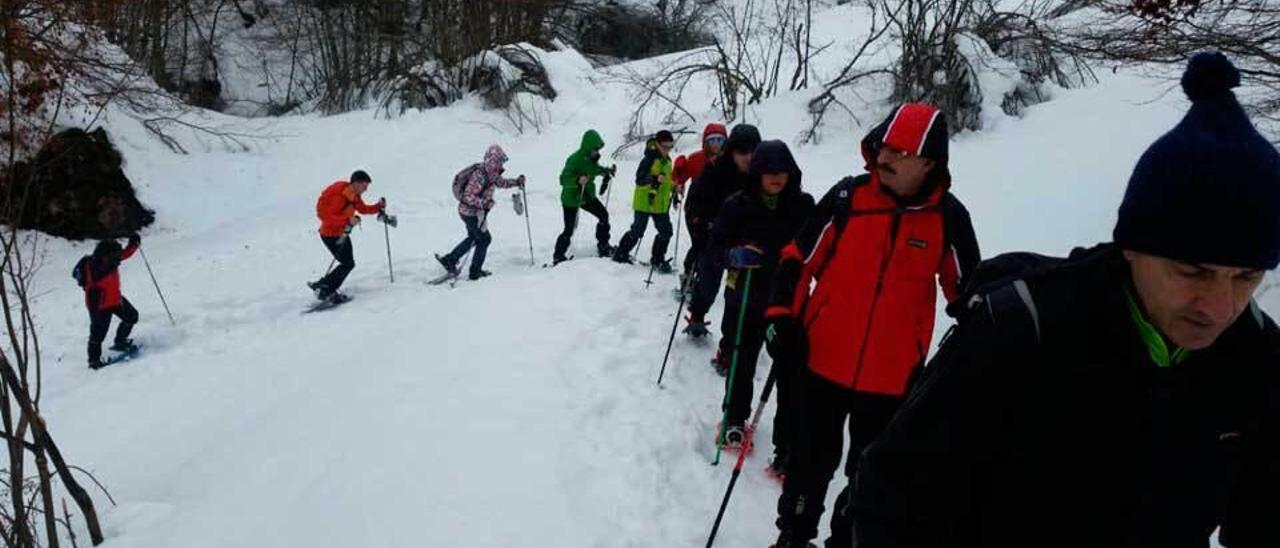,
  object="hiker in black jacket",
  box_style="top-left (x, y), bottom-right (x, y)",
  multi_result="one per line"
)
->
top-left (682, 124), bottom-right (761, 292)
top-left (849, 52), bottom-right (1280, 548)
top-left (685, 140), bottom-right (814, 470)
